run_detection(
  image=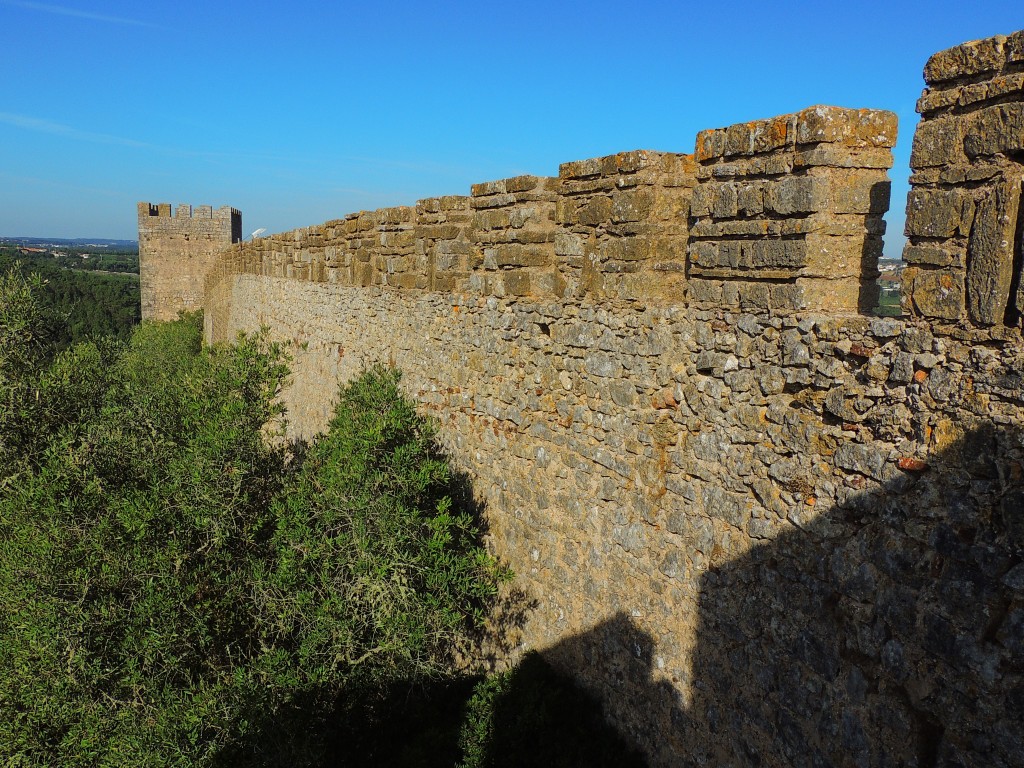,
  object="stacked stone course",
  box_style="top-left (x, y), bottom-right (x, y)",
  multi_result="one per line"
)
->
top-left (556, 150), bottom-right (695, 302)
top-left (147, 29), bottom-right (1024, 768)
top-left (689, 106), bottom-right (895, 314)
top-left (904, 30), bottom-right (1024, 328)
